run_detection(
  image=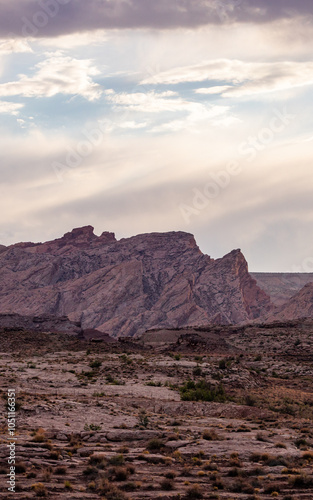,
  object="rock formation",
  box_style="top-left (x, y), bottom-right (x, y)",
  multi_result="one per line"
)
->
top-left (267, 282), bottom-right (313, 322)
top-left (0, 313), bottom-right (82, 336)
top-left (252, 272), bottom-right (313, 306)
top-left (0, 226), bottom-right (272, 337)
